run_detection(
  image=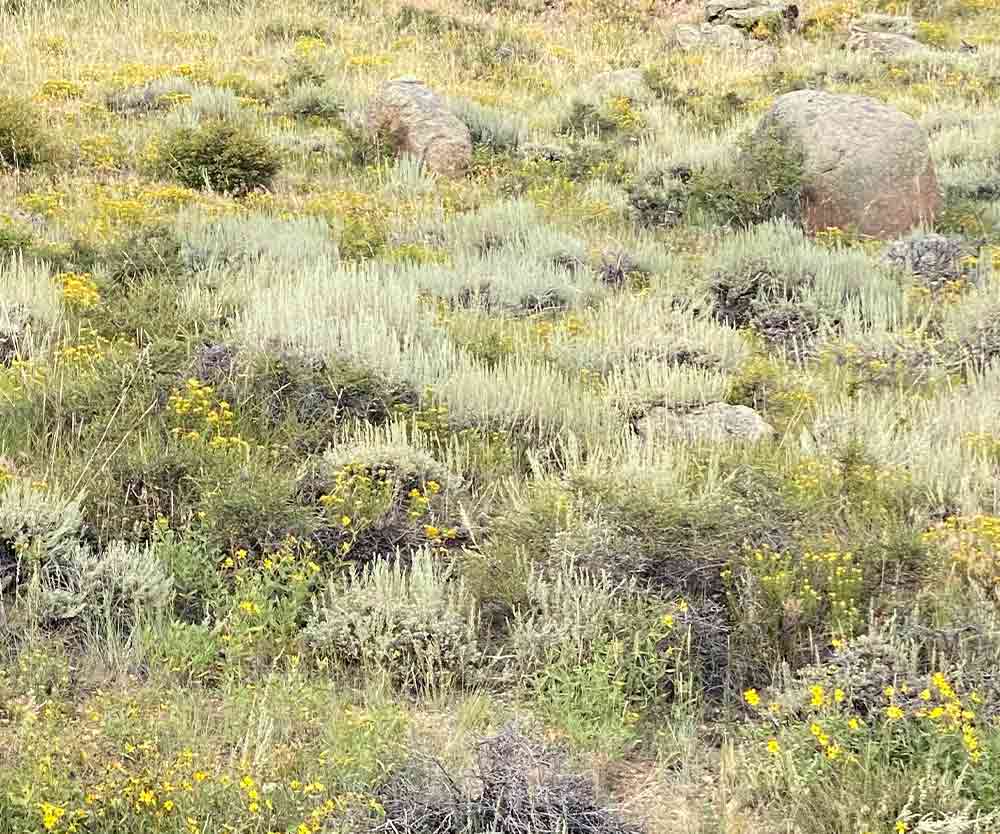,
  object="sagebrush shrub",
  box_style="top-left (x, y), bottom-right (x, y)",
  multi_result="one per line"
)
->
top-left (35, 540), bottom-right (173, 633)
top-left (497, 555), bottom-right (690, 750)
top-left (0, 95), bottom-right (49, 170)
top-left (151, 121), bottom-right (281, 195)
top-left (304, 549), bottom-right (481, 692)
top-left (0, 479), bottom-right (84, 597)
